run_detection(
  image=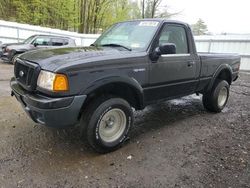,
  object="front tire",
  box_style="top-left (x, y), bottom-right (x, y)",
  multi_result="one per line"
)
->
top-left (202, 80), bottom-right (230, 113)
top-left (80, 96), bottom-right (133, 153)
top-left (11, 53), bottom-right (19, 65)
top-left (9, 50), bottom-right (17, 64)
